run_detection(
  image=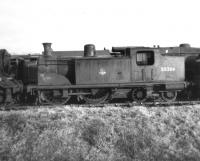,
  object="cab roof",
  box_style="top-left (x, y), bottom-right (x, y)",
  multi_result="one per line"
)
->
top-left (112, 44), bottom-right (200, 56)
